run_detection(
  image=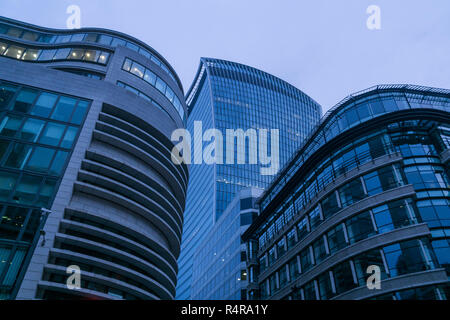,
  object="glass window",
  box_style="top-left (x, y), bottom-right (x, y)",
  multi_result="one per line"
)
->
top-left (12, 88), bottom-right (38, 113)
top-left (308, 206), bottom-right (322, 230)
top-left (0, 83), bottom-right (17, 110)
top-left (6, 27), bottom-right (22, 38)
top-left (279, 267), bottom-right (288, 287)
top-left (277, 238), bottom-right (286, 258)
top-left (53, 48), bottom-right (71, 60)
top-left (259, 256), bottom-right (267, 273)
top-left (111, 38), bottom-right (126, 47)
top-left (0, 115), bottom-right (23, 137)
top-left (317, 272), bottom-right (334, 300)
top-left (22, 49), bottom-right (41, 61)
top-left (383, 239), bottom-right (433, 277)
top-left (289, 258), bottom-right (300, 280)
top-left (395, 286), bottom-right (440, 300)
top-left (13, 175), bottom-right (42, 205)
top-left (321, 192), bottom-right (340, 219)
top-left (0, 206), bottom-right (28, 240)
top-left (48, 151), bottom-right (68, 176)
top-left (4, 45), bottom-right (25, 59)
top-left (431, 239), bottom-right (450, 274)
top-left (353, 249), bottom-right (387, 286)
top-left (122, 58), bottom-right (132, 72)
top-left (83, 49), bottom-right (98, 62)
top-left (155, 77), bottom-right (166, 93)
top-left (4, 143), bottom-right (32, 169)
top-left (339, 178), bottom-right (366, 207)
top-left (126, 42), bottom-right (139, 52)
top-left (84, 33), bottom-right (98, 42)
top-left (25, 146), bottom-right (55, 172)
top-left (98, 35), bottom-right (112, 45)
top-left (68, 48), bottom-right (85, 60)
top-left (36, 178), bottom-right (56, 207)
top-left (0, 42), bottom-right (7, 55)
top-left (31, 92), bottom-right (58, 117)
top-left (22, 31), bottom-right (39, 41)
top-left (60, 126), bottom-right (78, 149)
top-left (39, 123), bottom-right (66, 146)
top-left (70, 33), bottom-right (85, 42)
top-left (327, 223), bottom-right (347, 254)
top-left (303, 280), bottom-right (317, 300)
top-left (297, 217), bottom-right (308, 241)
top-left (130, 62), bottom-right (145, 78)
top-left (143, 69), bottom-right (157, 85)
top-left (373, 199), bottom-right (417, 233)
top-left (51, 96), bottom-right (76, 122)
top-left (97, 52), bottom-right (109, 64)
top-left (312, 237), bottom-right (328, 264)
top-left (417, 199), bottom-right (450, 228)
top-left (287, 228), bottom-right (297, 249)
top-left (0, 140), bottom-right (10, 161)
top-left (165, 87), bottom-right (175, 103)
top-left (54, 35), bottom-right (71, 43)
top-left (332, 261), bottom-right (356, 294)
top-left (0, 171), bottom-right (19, 201)
top-left (70, 100), bottom-right (89, 124)
top-left (355, 103), bottom-right (371, 121)
top-left (37, 49), bottom-right (56, 61)
top-left (370, 99), bottom-right (385, 115)
top-left (18, 118), bottom-right (44, 142)
top-left (300, 248), bottom-right (312, 272)
top-left (268, 247), bottom-right (276, 266)
top-left (345, 211), bottom-right (376, 244)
